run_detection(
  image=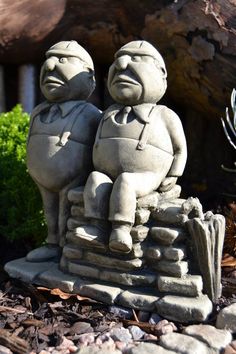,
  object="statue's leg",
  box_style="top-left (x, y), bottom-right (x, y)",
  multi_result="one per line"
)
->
top-left (26, 184), bottom-right (61, 262)
top-left (109, 172), bottom-right (160, 253)
top-left (84, 171), bottom-right (113, 220)
top-left (75, 171), bottom-right (113, 248)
